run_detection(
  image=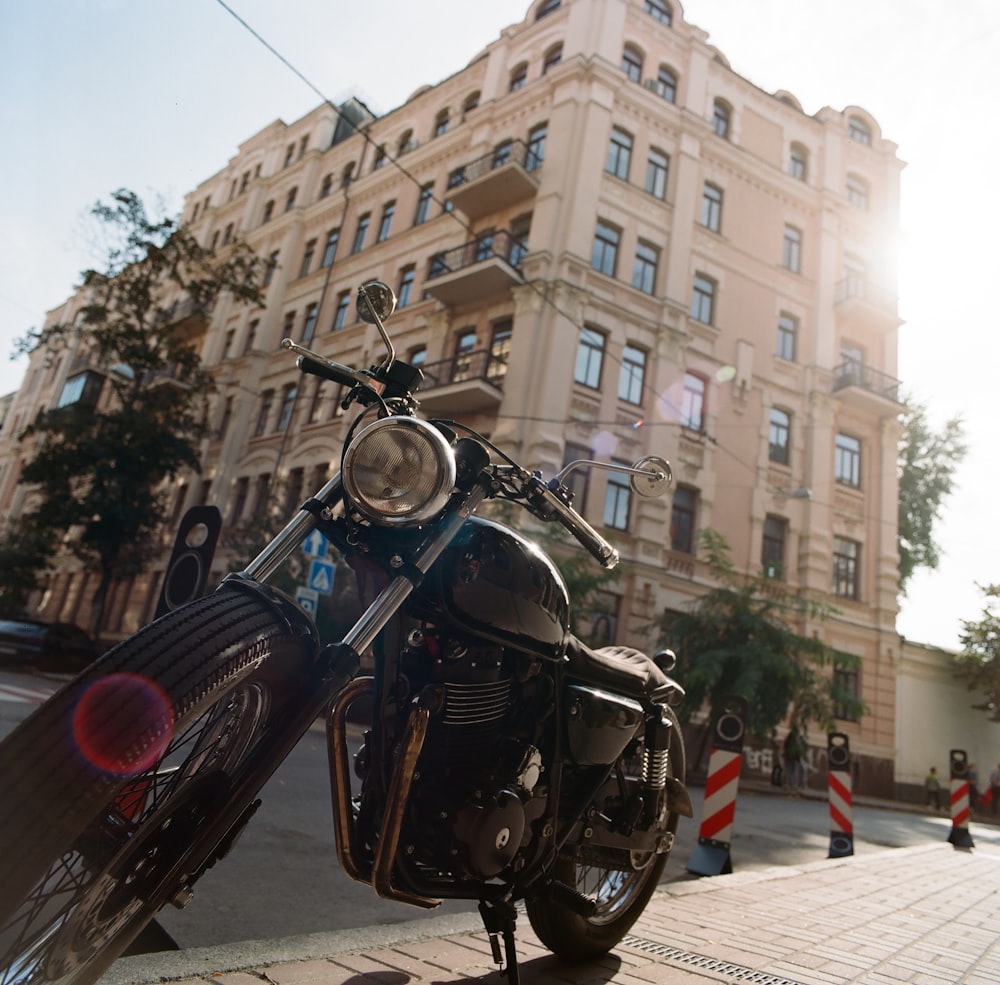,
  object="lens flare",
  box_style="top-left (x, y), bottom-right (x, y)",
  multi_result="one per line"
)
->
top-left (716, 365), bottom-right (737, 383)
top-left (591, 430), bottom-right (618, 458)
top-left (72, 673), bottom-right (175, 776)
